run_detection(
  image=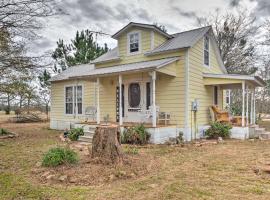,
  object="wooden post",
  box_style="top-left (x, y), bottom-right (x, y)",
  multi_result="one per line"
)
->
top-left (152, 71), bottom-right (157, 128)
top-left (96, 78), bottom-right (100, 124)
top-left (246, 85), bottom-right (249, 126)
top-left (119, 74), bottom-right (123, 126)
top-left (242, 81), bottom-right (245, 127)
